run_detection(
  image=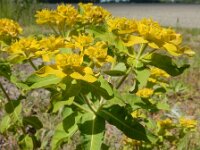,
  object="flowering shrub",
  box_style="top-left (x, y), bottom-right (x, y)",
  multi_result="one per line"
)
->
top-left (0, 3), bottom-right (197, 150)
